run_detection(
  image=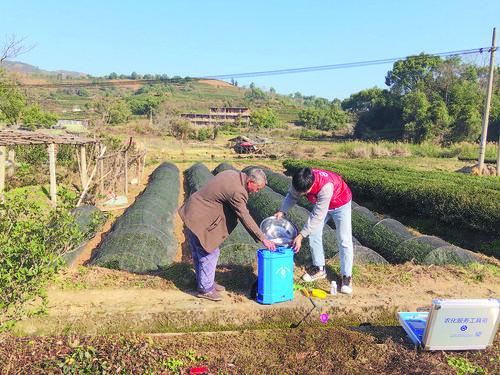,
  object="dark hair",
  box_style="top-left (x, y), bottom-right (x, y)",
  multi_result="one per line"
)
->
top-left (292, 167), bottom-right (314, 193)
